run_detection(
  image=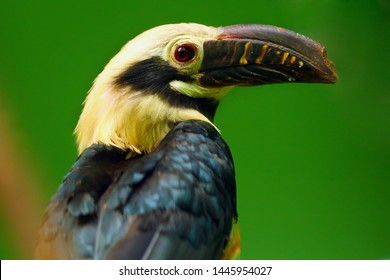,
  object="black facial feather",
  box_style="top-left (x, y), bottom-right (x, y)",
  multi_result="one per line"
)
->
top-left (116, 57), bottom-right (193, 92)
top-left (115, 57), bottom-right (219, 121)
